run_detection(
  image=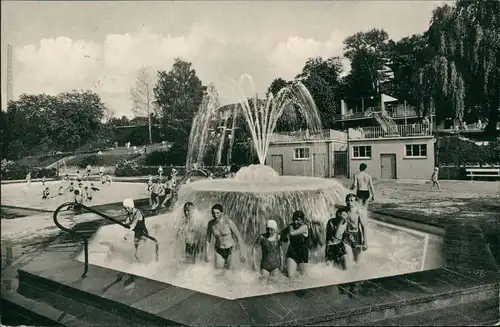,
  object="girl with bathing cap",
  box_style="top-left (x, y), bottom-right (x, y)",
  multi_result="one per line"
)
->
top-left (205, 204), bottom-right (246, 270)
top-left (285, 210), bottom-right (309, 278)
top-left (251, 219), bottom-right (283, 277)
top-left (123, 198), bottom-right (150, 262)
